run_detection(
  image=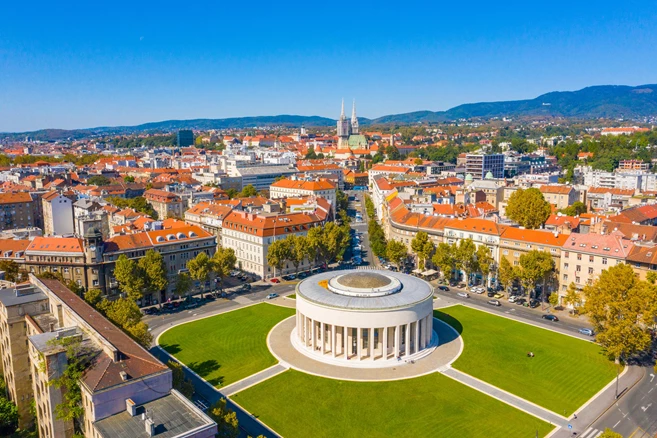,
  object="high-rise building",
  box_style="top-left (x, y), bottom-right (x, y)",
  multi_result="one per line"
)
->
top-left (465, 153), bottom-right (505, 179)
top-left (177, 130), bottom-right (194, 147)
